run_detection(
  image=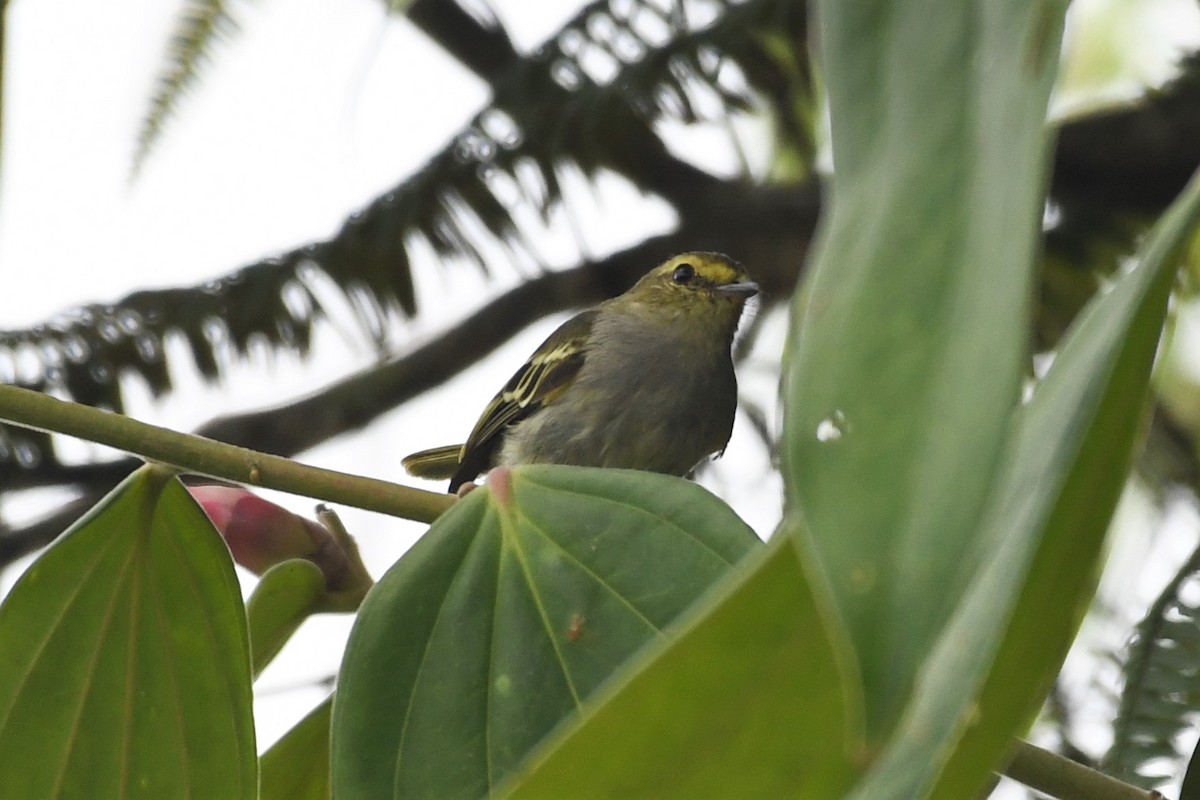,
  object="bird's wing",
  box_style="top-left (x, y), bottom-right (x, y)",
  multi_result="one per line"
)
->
top-left (451, 309), bottom-right (594, 484)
